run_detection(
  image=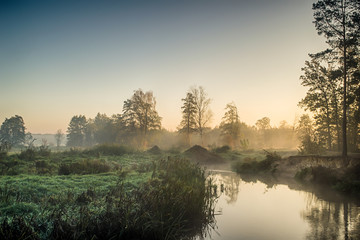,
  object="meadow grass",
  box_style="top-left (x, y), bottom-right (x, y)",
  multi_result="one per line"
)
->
top-left (0, 145), bottom-right (216, 240)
